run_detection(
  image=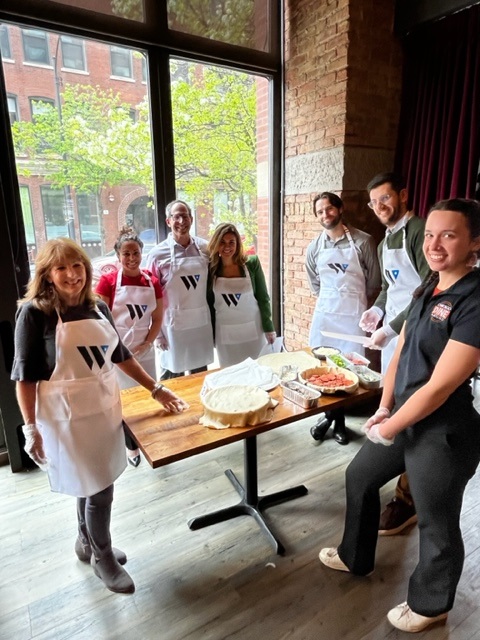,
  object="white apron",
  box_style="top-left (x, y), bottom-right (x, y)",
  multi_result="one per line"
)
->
top-left (214, 274), bottom-right (267, 367)
top-left (37, 309), bottom-right (126, 497)
top-left (160, 238), bottom-right (214, 373)
top-left (309, 227), bottom-right (367, 354)
top-left (381, 224), bottom-right (422, 372)
top-left (112, 269), bottom-right (157, 388)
